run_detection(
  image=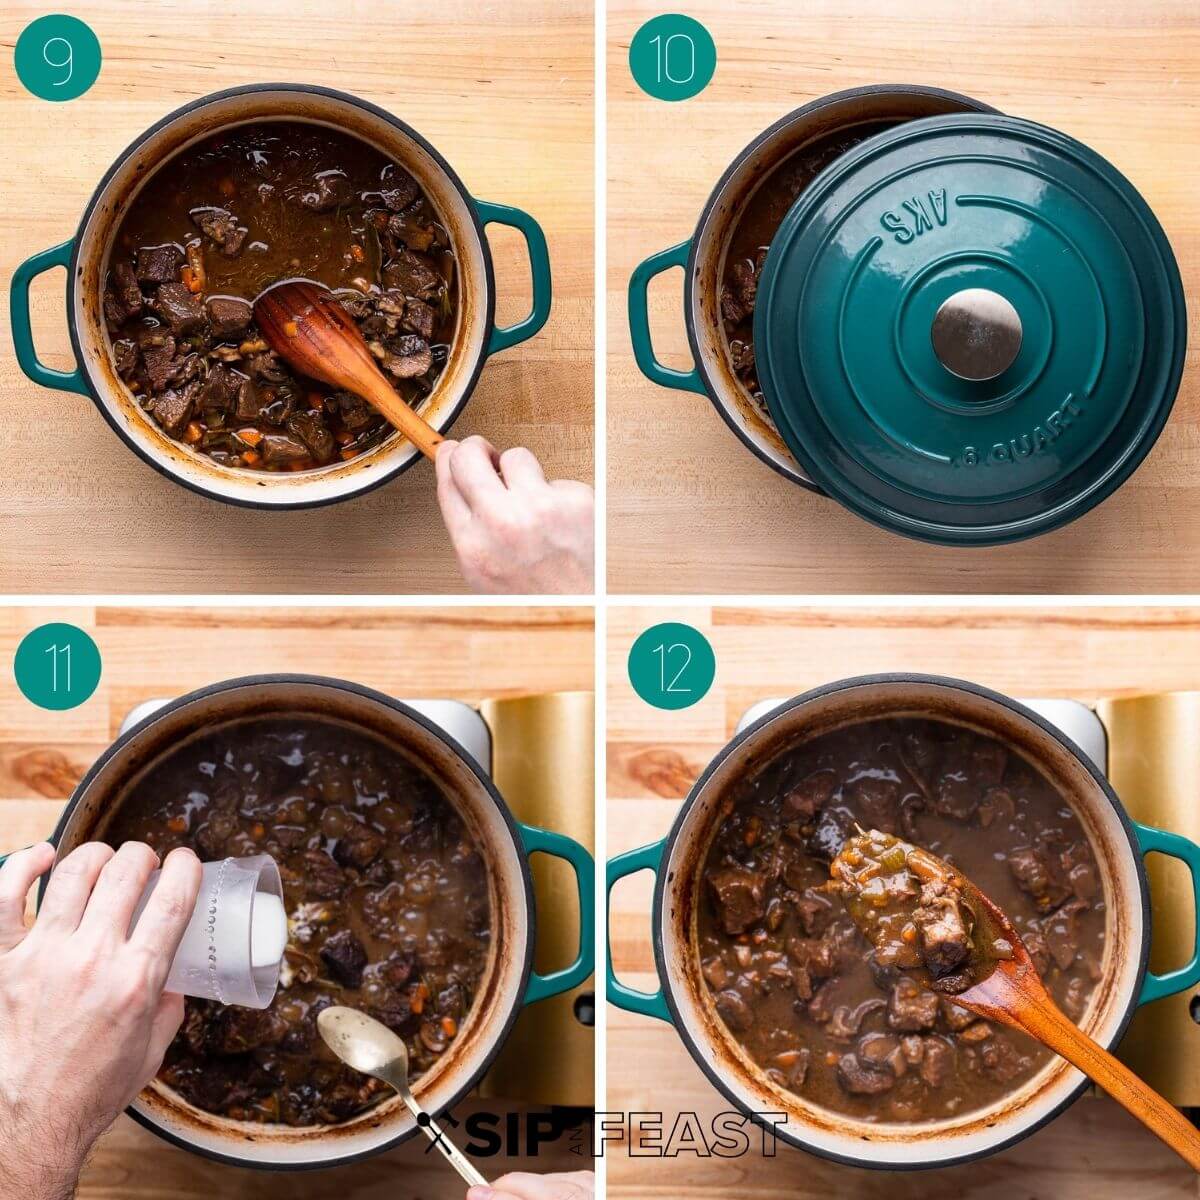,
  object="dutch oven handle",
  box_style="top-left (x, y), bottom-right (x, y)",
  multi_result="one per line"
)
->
top-left (628, 240), bottom-right (705, 394)
top-left (11, 240), bottom-right (89, 395)
top-left (1133, 821), bottom-right (1200, 1006)
top-left (474, 200), bottom-right (552, 356)
top-left (605, 838), bottom-right (672, 1022)
top-left (516, 821), bottom-right (594, 1004)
